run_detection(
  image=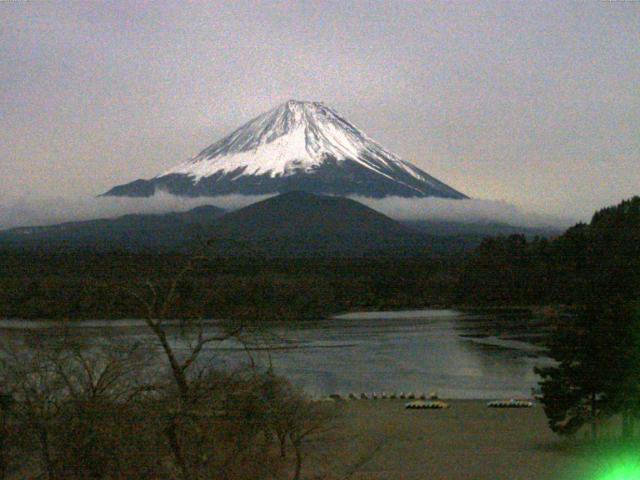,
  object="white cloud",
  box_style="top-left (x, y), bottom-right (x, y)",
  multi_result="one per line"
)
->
top-left (0, 192), bottom-right (574, 231)
top-left (0, 192), bottom-right (272, 230)
top-left (350, 196), bottom-right (574, 229)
